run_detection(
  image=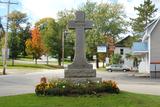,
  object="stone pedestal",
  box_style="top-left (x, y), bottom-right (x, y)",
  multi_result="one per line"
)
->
top-left (65, 69), bottom-right (96, 78)
top-left (61, 77), bottom-right (102, 83)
